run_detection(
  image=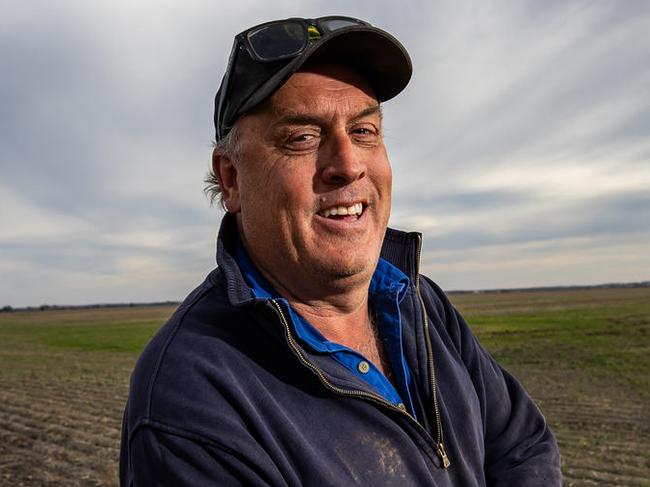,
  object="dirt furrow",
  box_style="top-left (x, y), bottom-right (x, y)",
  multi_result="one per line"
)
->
top-left (0, 398), bottom-right (125, 424)
top-left (562, 465), bottom-right (650, 487)
top-left (1, 380), bottom-right (128, 405)
top-left (1, 393), bottom-right (125, 428)
top-left (0, 416), bottom-right (119, 461)
top-left (0, 409), bottom-right (121, 448)
top-left (549, 411), bottom-right (648, 425)
top-left (562, 455), bottom-right (650, 480)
